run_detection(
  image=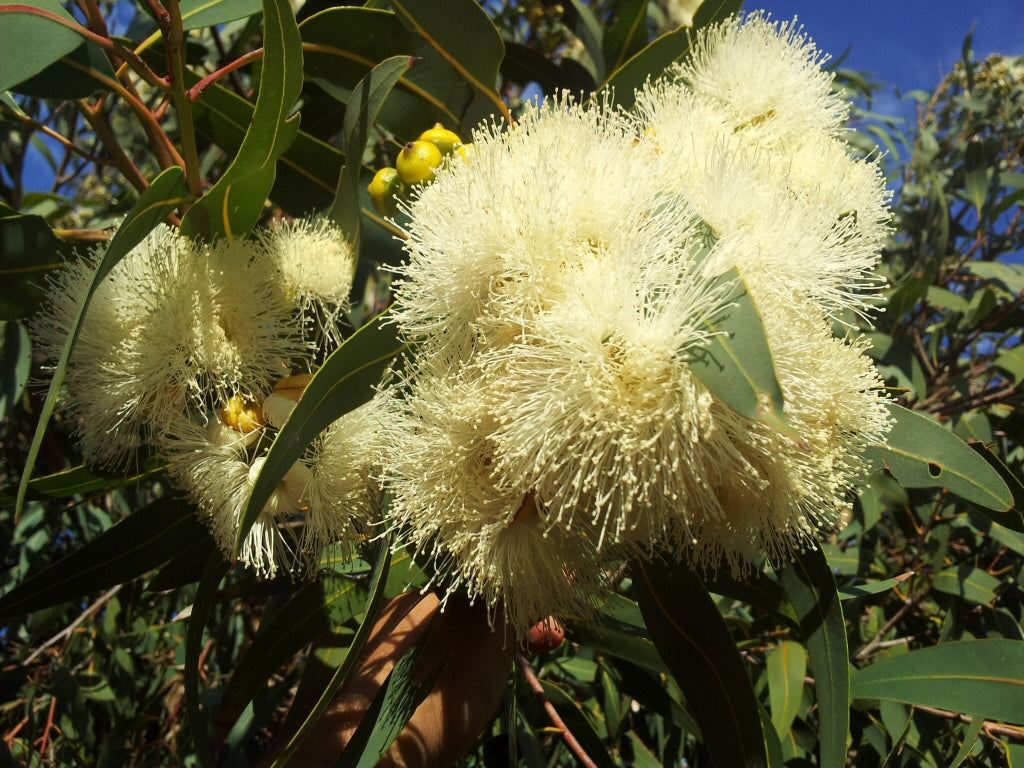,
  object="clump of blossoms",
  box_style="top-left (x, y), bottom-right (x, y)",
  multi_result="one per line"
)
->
top-left (35, 217), bottom-right (378, 576)
top-left (380, 13), bottom-right (893, 635)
